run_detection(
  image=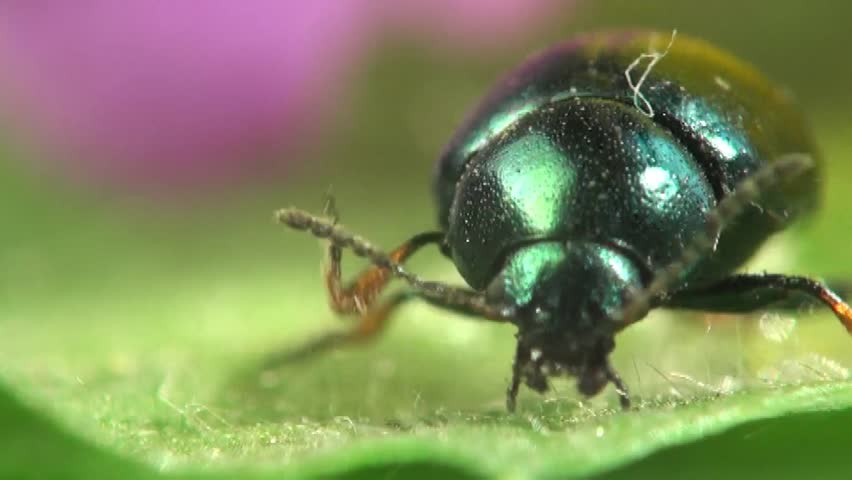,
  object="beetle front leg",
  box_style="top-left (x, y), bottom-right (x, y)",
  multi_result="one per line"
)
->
top-left (279, 195), bottom-right (444, 316)
top-left (605, 362), bottom-right (631, 409)
top-left (578, 352), bottom-right (631, 410)
top-left (325, 229), bottom-right (444, 316)
top-left (506, 342), bottom-right (532, 412)
top-left (317, 193), bottom-right (444, 315)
